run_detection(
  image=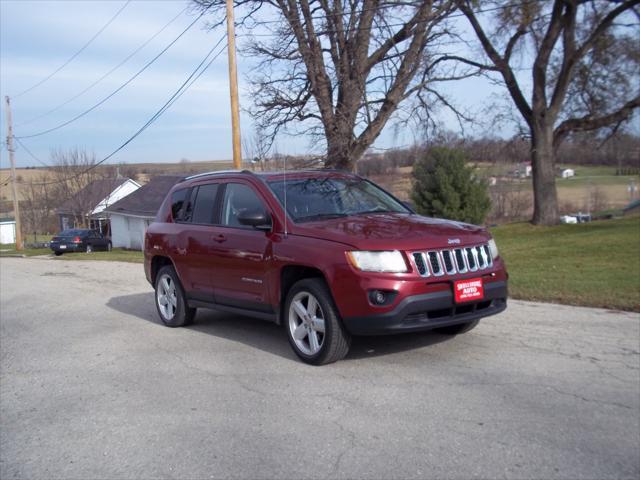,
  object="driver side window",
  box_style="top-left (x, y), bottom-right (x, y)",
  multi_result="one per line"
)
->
top-left (222, 183), bottom-right (265, 228)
